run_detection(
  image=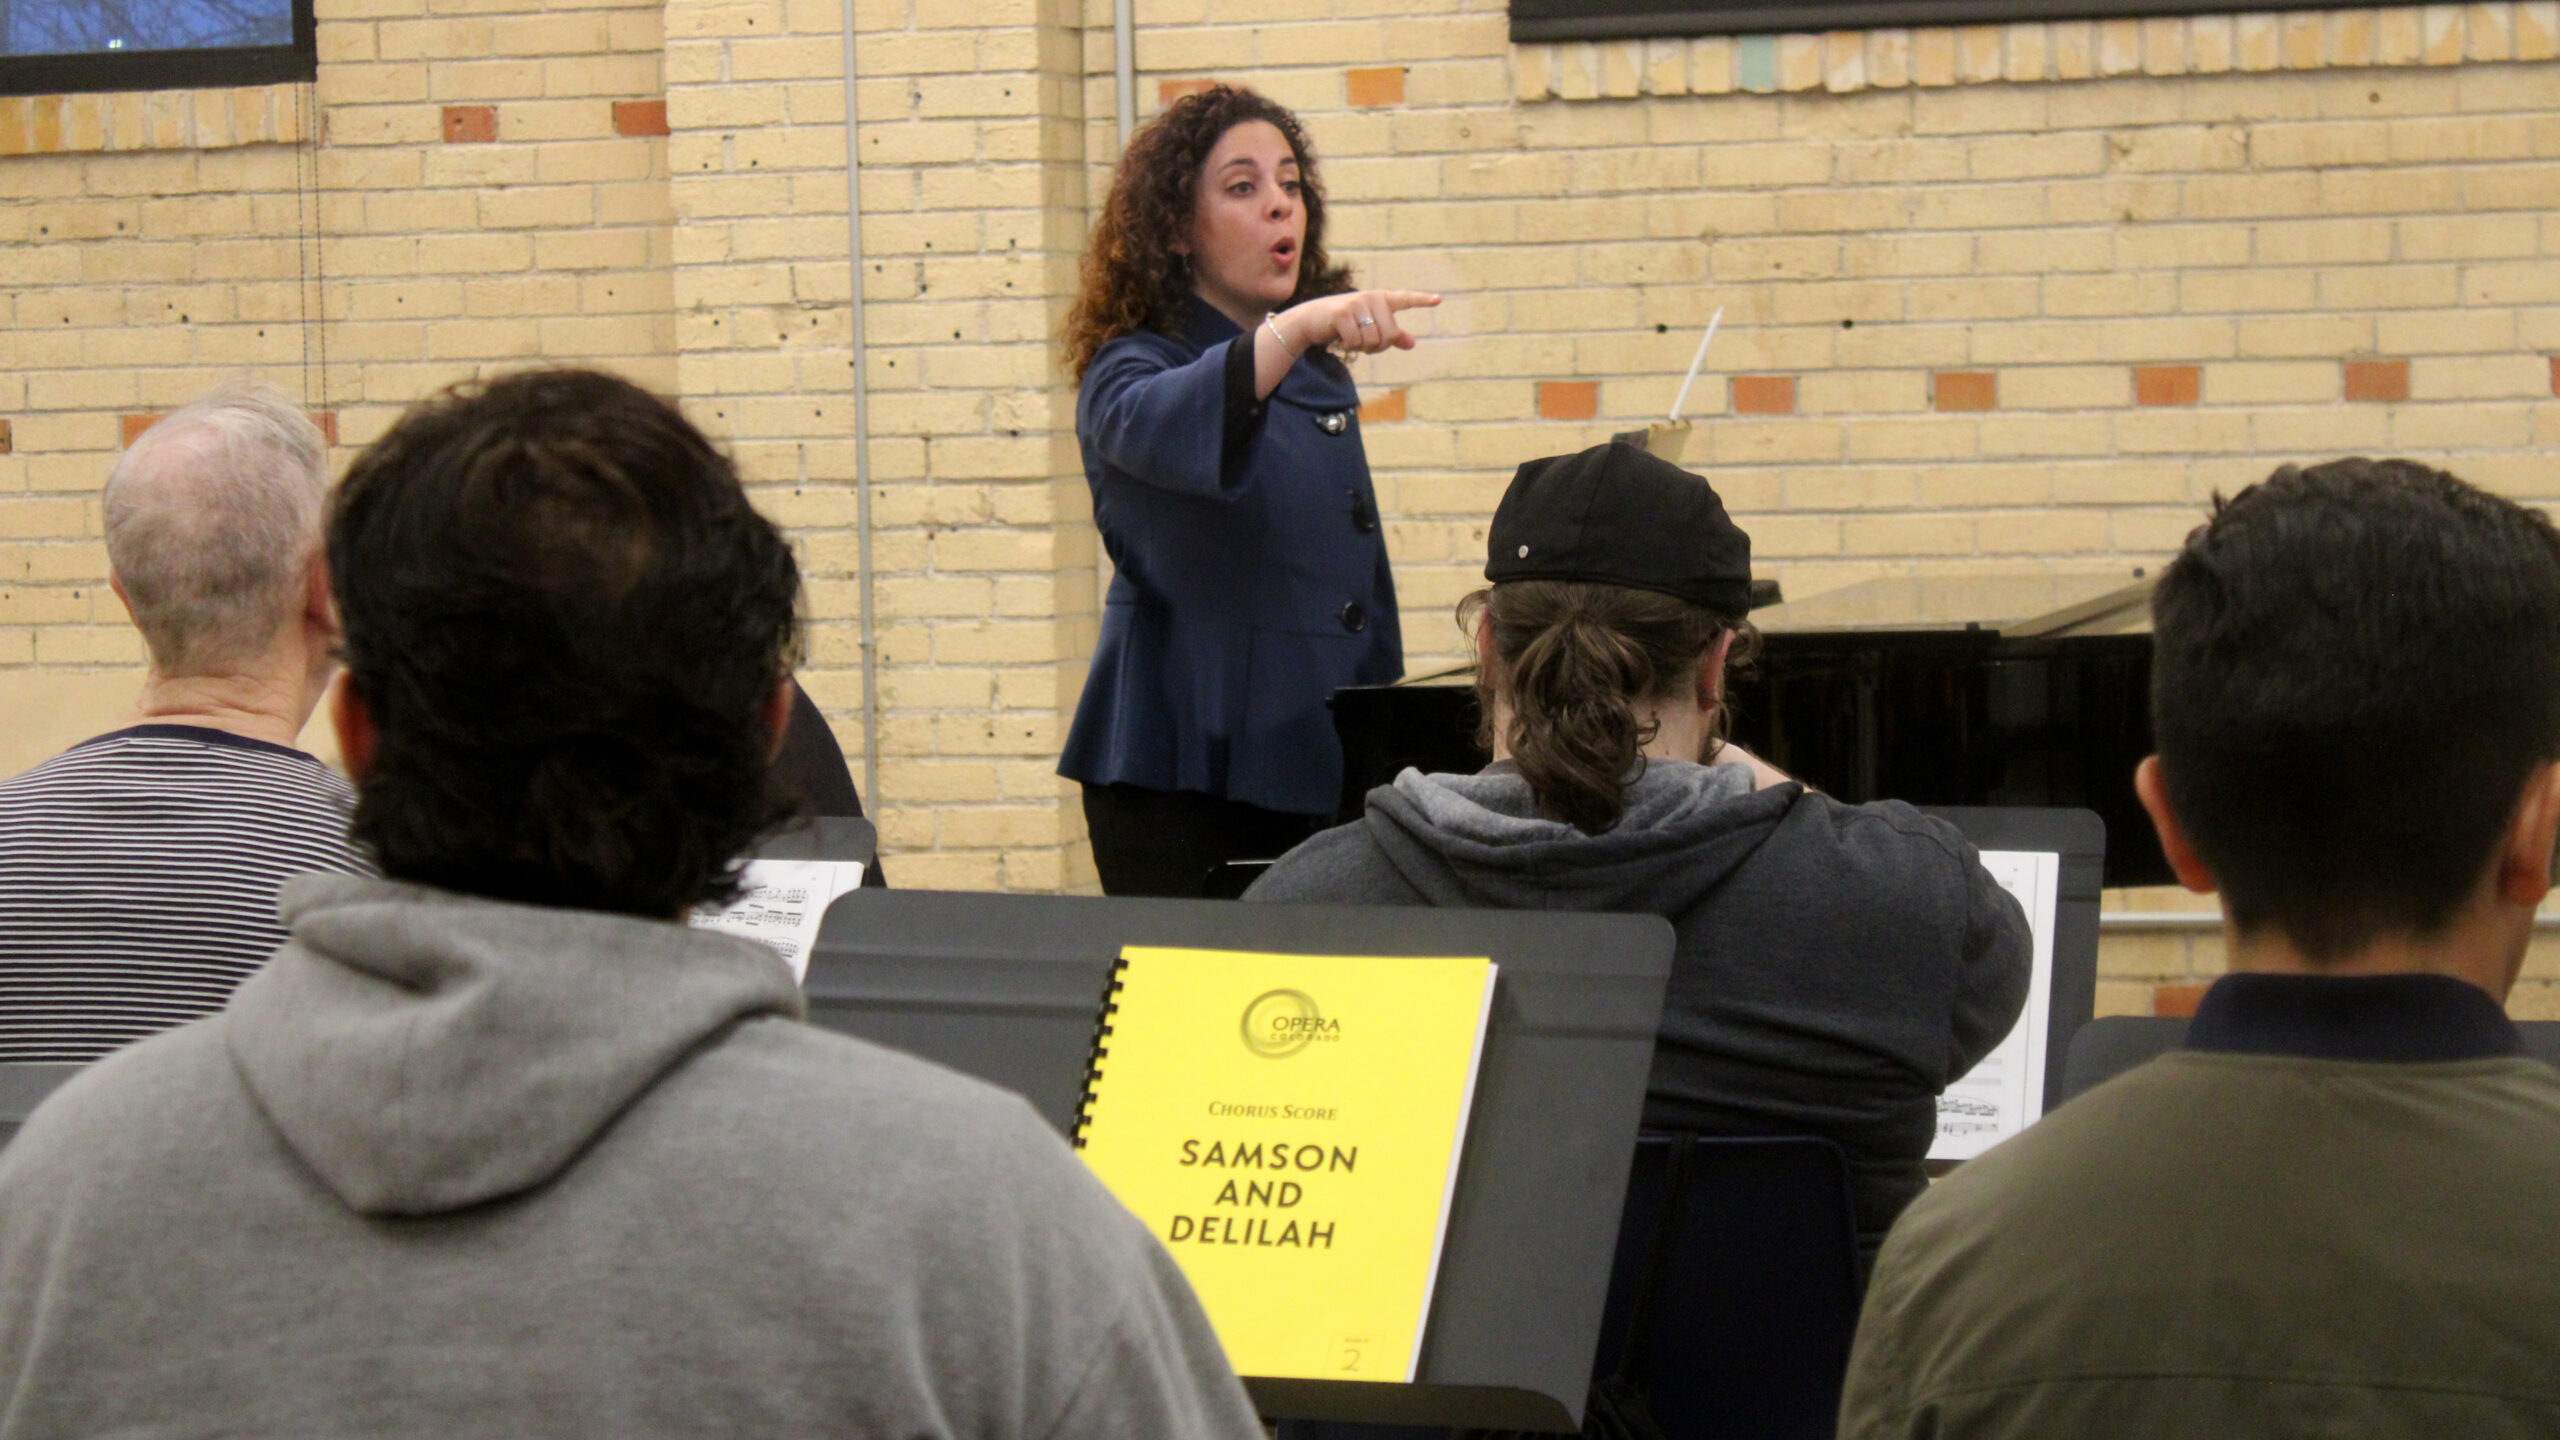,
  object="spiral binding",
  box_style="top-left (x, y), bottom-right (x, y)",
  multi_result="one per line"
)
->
top-left (1070, 959), bottom-right (1129, 1151)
